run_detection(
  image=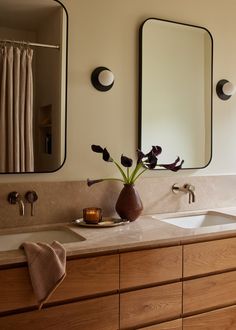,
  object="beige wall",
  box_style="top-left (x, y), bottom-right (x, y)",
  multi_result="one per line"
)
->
top-left (2, 0), bottom-right (236, 182)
